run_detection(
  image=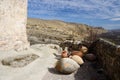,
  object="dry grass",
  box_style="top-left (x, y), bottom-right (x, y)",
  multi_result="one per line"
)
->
top-left (27, 18), bottom-right (107, 45)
